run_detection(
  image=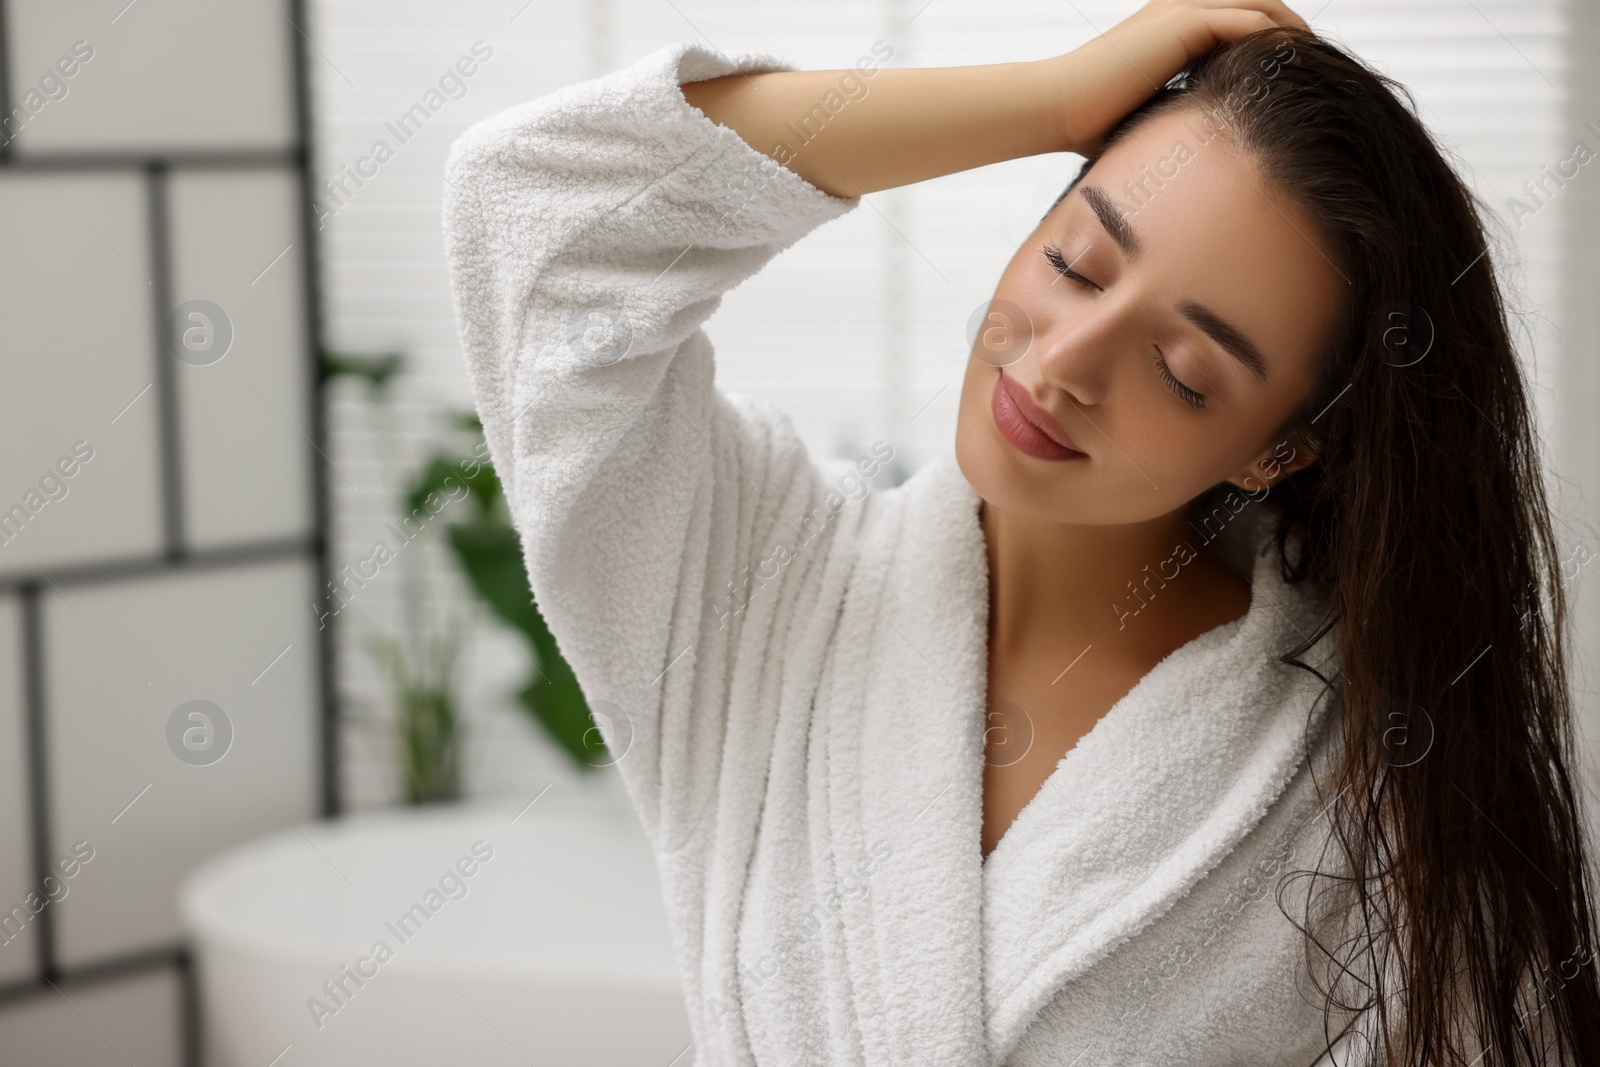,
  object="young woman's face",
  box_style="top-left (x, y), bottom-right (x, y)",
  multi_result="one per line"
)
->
top-left (954, 106), bottom-right (1345, 527)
